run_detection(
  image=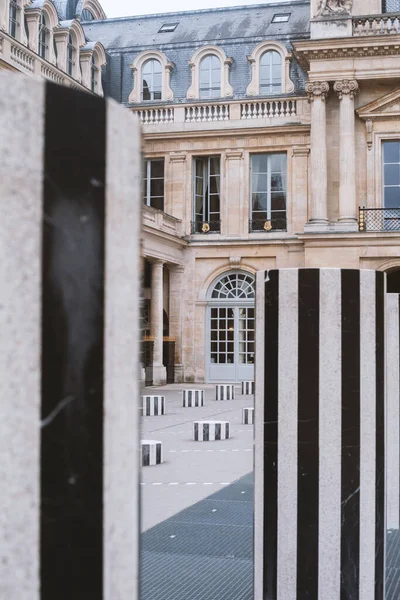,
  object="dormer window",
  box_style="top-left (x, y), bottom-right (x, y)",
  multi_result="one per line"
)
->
top-left (67, 33), bottom-right (75, 76)
top-left (246, 41), bottom-right (294, 97)
top-left (81, 9), bottom-right (95, 21)
top-left (91, 54), bottom-right (98, 92)
top-left (260, 51), bottom-right (282, 95)
top-left (39, 13), bottom-right (49, 59)
top-left (159, 22), bottom-right (179, 33)
top-left (142, 58), bottom-right (162, 101)
top-left (200, 55), bottom-right (221, 99)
